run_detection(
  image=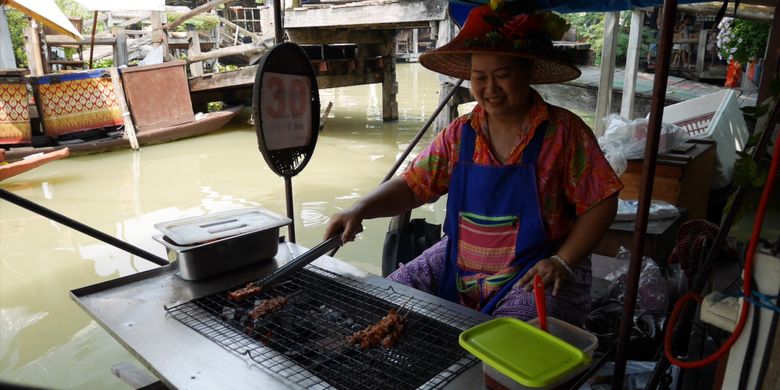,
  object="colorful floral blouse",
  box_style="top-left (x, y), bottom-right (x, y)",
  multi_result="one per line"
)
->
top-left (402, 89), bottom-right (624, 241)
